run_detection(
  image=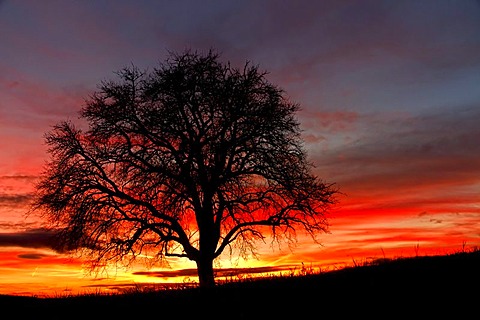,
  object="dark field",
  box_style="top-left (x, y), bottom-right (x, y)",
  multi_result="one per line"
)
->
top-left (2, 250), bottom-right (479, 318)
